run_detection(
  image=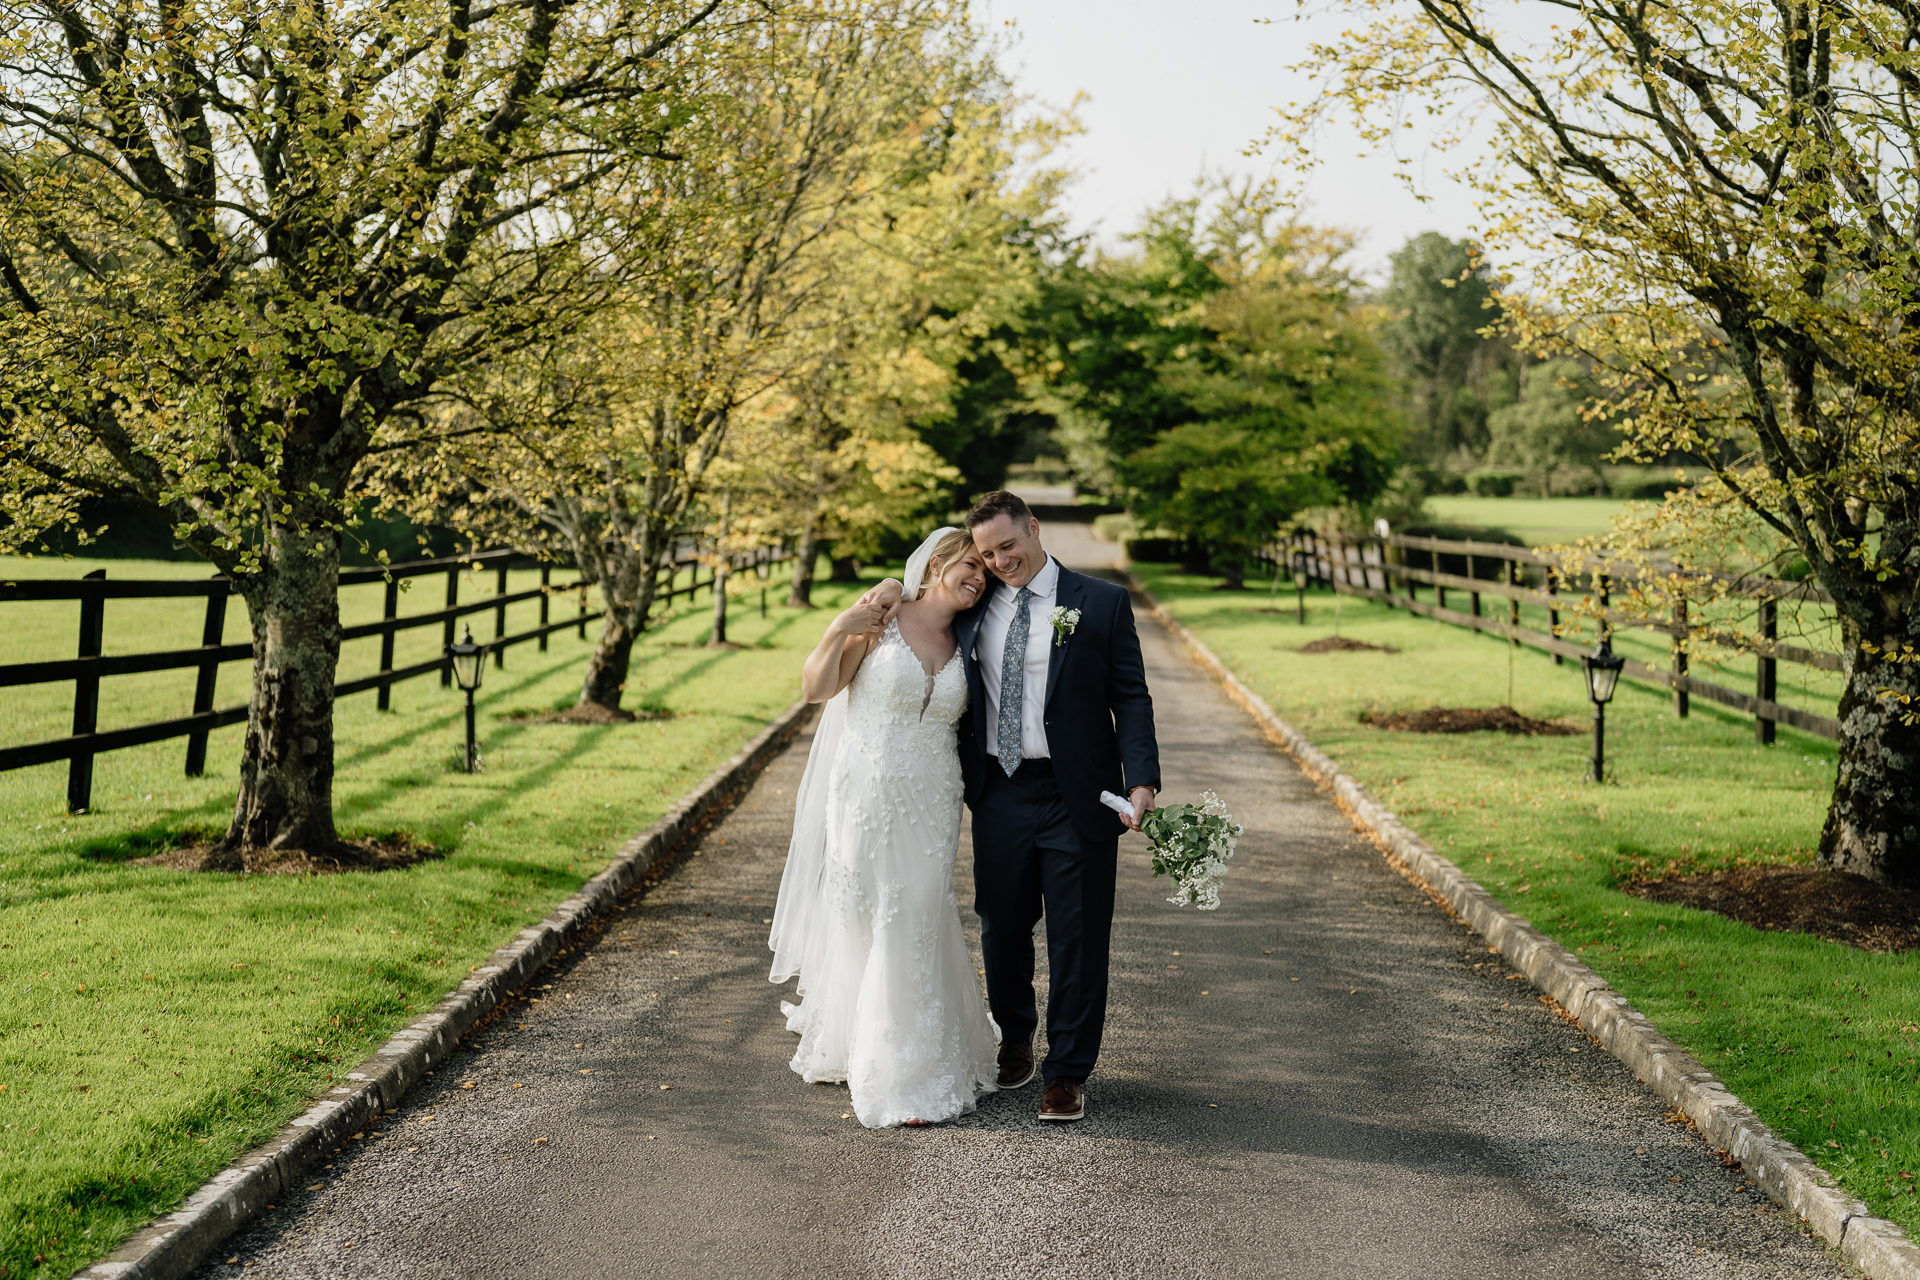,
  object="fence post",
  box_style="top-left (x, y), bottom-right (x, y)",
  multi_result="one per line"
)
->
top-left (1468, 552), bottom-right (1481, 617)
top-left (184, 575), bottom-right (229, 775)
top-left (442, 566), bottom-right (459, 687)
top-left (1547, 568), bottom-right (1563, 665)
top-left (539, 565), bottom-right (551, 652)
top-left (68, 569), bottom-right (106, 813)
top-left (494, 563), bottom-right (508, 668)
top-left (1757, 597), bottom-right (1777, 744)
top-left (1672, 600), bottom-right (1690, 717)
top-left (1507, 558), bottom-right (1520, 641)
top-left (377, 577), bottom-right (399, 711)
top-left (578, 583), bottom-right (587, 638)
